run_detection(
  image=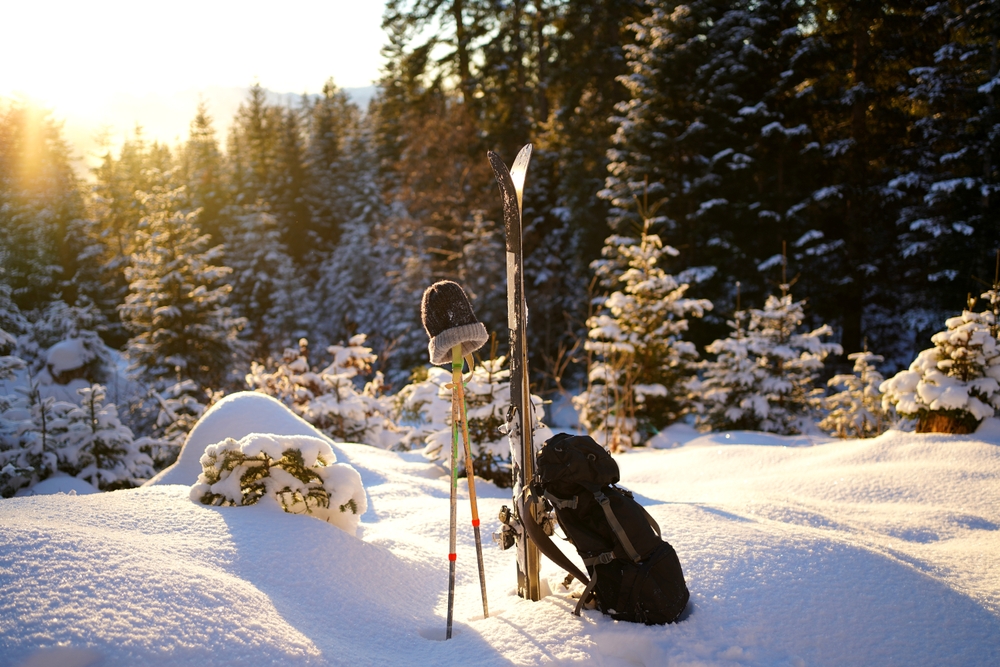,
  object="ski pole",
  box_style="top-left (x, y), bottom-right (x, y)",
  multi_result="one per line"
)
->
top-left (418, 279), bottom-right (491, 636)
top-left (453, 346), bottom-right (489, 618)
top-left (447, 373), bottom-right (459, 640)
